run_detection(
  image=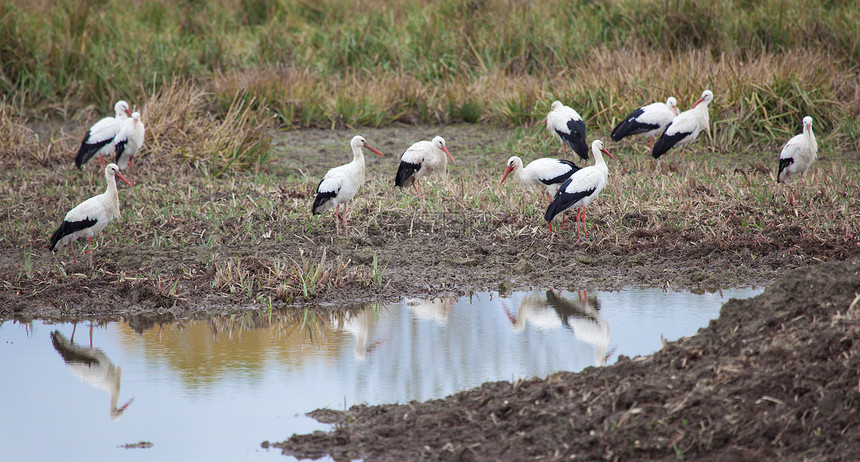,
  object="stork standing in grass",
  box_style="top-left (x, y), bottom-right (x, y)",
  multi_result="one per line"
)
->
top-left (611, 97), bottom-right (679, 150)
top-left (546, 101), bottom-right (589, 163)
top-left (50, 164), bottom-right (132, 267)
top-left (499, 156), bottom-right (580, 228)
top-left (112, 111), bottom-right (145, 186)
top-left (652, 90), bottom-right (714, 160)
top-left (312, 135), bottom-right (384, 235)
top-left (545, 140), bottom-right (614, 239)
top-left (394, 136), bottom-right (455, 208)
top-left (75, 101), bottom-right (131, 169)
top-left (777, 116), bottom-right (817, 206)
